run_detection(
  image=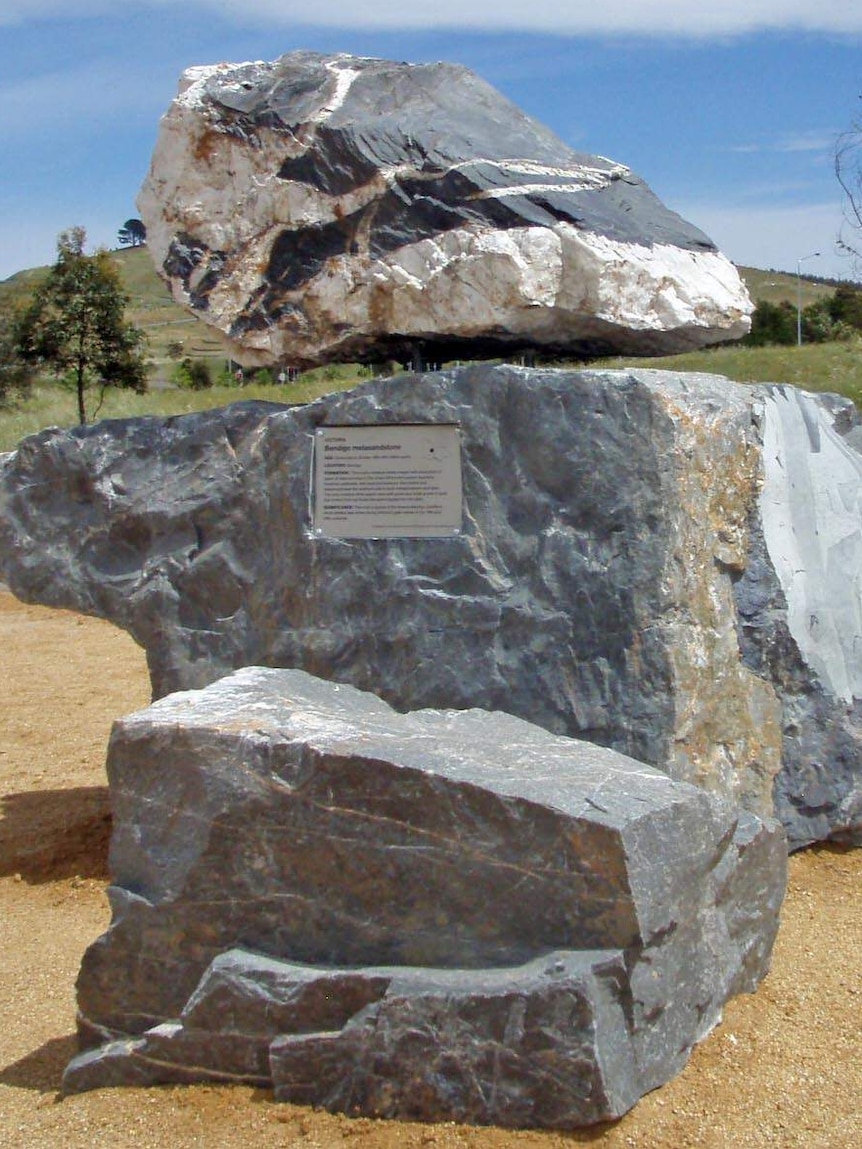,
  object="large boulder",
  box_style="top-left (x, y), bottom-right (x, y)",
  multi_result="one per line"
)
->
top-left (138, 51), bottom-right (751, 367)
top-left (1, 365), bottom-right (860, 849)
top-left (63, 667), bottom-right (786, 1128)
